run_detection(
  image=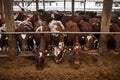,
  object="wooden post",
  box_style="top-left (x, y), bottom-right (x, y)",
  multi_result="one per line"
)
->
top-left (0, 0), bottom-right (3, 19)
top-left (3, 0), bottom-right (17, 56)
top-left (64, 0), bottom-right (66, 11)
top-left (22, 0), bottom-right (24, 7)
top-left (72, 0), bottom-right (75, 17)
top-left (84, 0), bottom-right (86, 14)
top-left (99, 0), bottom-right (113, 54)
top-left (14, 1), bottom-right (22, 9)
top-left (43, 0), bottom-right (45, 10)
top-left (27, 0), bottom-right (34, 7)
top-left (36, 0), bottom-right (39, 11)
